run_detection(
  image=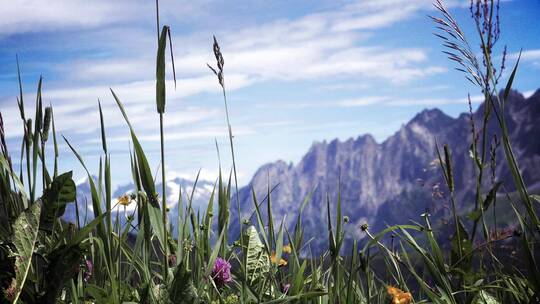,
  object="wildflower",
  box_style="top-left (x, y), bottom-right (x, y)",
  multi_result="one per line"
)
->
top-left (281, 283), bottom-right (291, 294)
top-left (270, 252), bottom-right (287, 267)
top-left (118, 194), bottom-right (132, 206)
top-left (387, 286), bottom-right (412, 304)
top-left (83, 259), bottom-right (93, 282)
top-left (168, 254), bottom-right (177, 266)
top-left (212, 257), bottom-right (232, 288)
top-left (282, 244), bottom-right (292, 254)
